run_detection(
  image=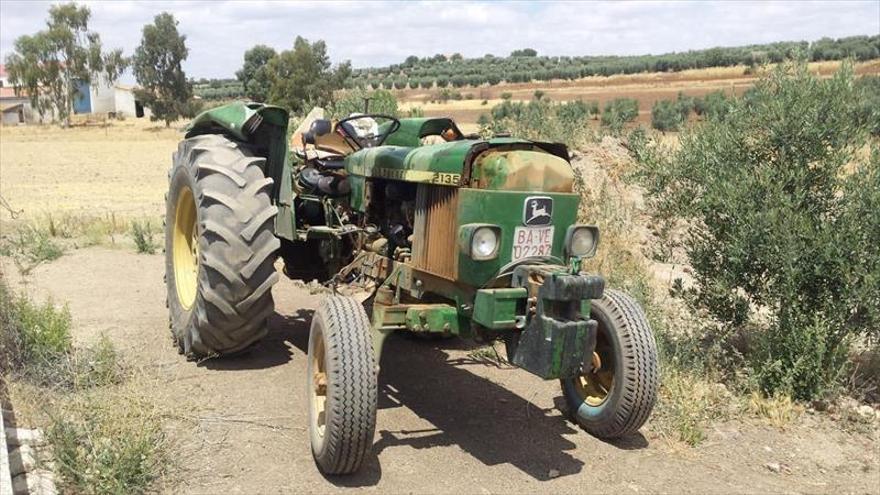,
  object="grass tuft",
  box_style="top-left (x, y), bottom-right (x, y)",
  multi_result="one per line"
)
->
top-left (652, 369), bottom-right (732, 445)
top-left (131, 220), bottom-right (159, 254)
top-left (47, 390), bottom-right (168, 494)
top-left (747, 392), bottom-right (801, 428)
top-left (0, 224), bottom-right (63, 273)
